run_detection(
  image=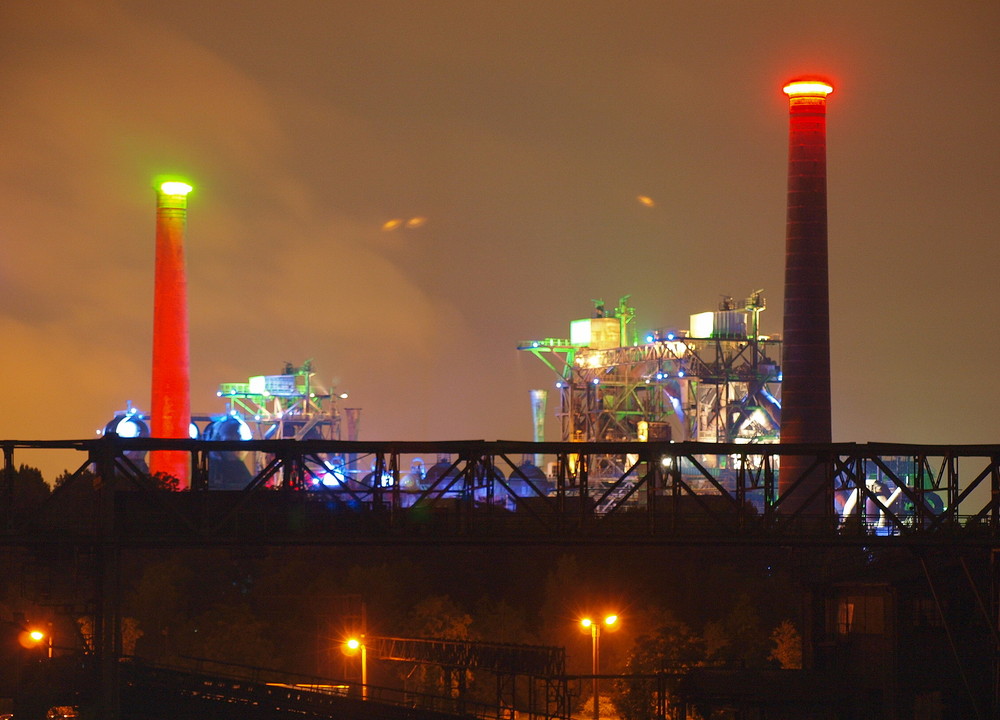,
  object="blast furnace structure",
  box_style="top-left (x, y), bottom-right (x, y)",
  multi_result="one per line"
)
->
top-left (519, 293), bottom-right (781, 476)
top-left (216, 360), bottom-right (357, 443)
